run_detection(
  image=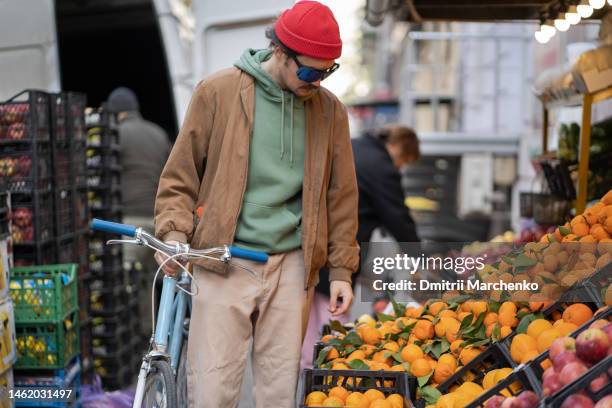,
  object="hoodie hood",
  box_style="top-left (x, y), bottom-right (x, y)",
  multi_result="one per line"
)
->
top-left (235, 48), bottom-right (305, 166)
